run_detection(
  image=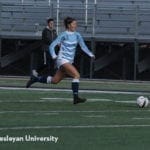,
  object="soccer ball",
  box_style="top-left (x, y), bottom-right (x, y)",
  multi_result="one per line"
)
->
top-left (136, 96), bottom-right (149, 108)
